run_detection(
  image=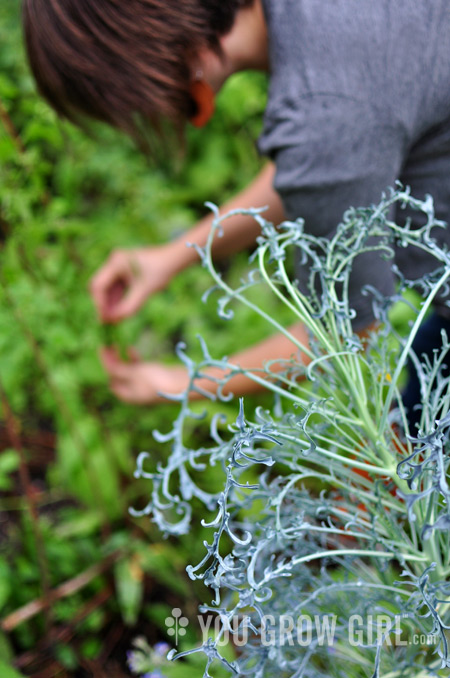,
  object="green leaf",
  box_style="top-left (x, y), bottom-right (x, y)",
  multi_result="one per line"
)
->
top-left (0, 450), bottom-right (19, 491)
top-left (54, 510), bottom-right (103, 539)
top-left (114, 556), bottom-right (144, 627)
top-left (80, 637), bottom-right (102, 660)
top-left (0, 449), bottom-right (19, 473)
top-left (137, 543), bottom-right (190, 596)
top-left (53, 644), bottom-right (78, 671)
top-left (0, 660), bottom-right (27, 678)
top-left (0, 137), bottom-right (17, 163)
top-left (0, 631), bottom-right (14, 662)
top-left (0, 74), bottom-right (19, 99)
